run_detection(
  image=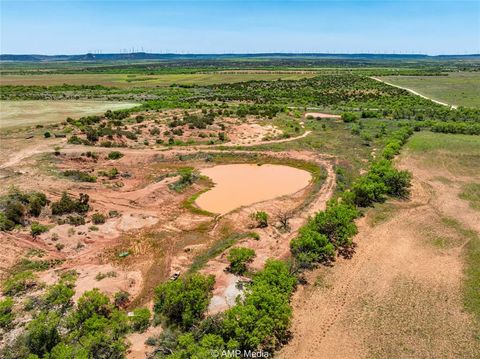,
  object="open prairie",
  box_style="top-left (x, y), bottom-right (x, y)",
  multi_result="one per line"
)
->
top-left (0, 100), bottom-right (138, 130)
top-left (0, 72), bottom-right (317, 88)
top-left (0, 57), bottom-right (479, 359)
top-left (380, 72), bottom-right (480, 108)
